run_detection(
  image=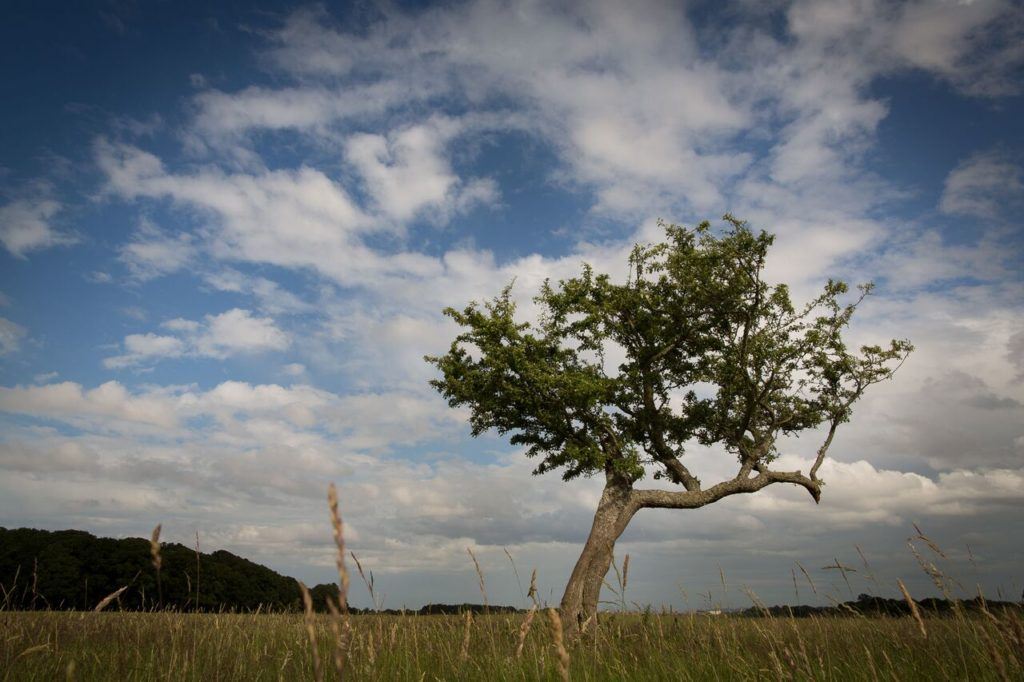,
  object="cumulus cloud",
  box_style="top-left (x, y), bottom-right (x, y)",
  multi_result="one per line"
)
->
top-left (785, 0), bottom-right (1024, 98)
top-left (104, 308), bottom-right (290, 368)
top-left (0, 197), bottom-right (75, 257)
top-left (194, 308), bottom-right (290, 358)
top-left (96, 0), bottom-right (1018, 311)
top-left (0, 381), bottom-right (180, 430)
top-left (0, 378), bottom-right (464, 516)
top-left (258, 1), bottom-right (752, 217)
top-left (345, 117), bottom-right (499, 224)
top-left (743, 455), bottom-right (1024, 527)
top-left (107, 333), bottom-right (186, 367)
top-left (95, 138), bottom-right (444, 285)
